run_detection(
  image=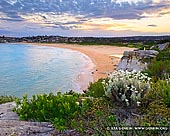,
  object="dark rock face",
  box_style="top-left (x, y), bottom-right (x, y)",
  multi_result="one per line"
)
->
top-left (116, 50), bottom-right (159, 72)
